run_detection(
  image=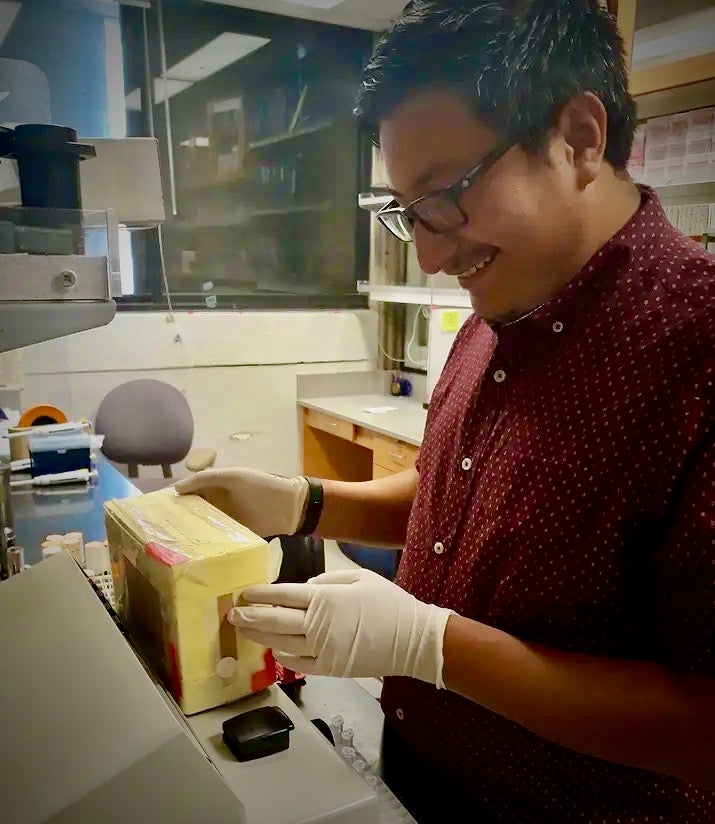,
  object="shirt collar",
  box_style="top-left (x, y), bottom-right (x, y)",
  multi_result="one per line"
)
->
top-left (490, 185), bottom-right (673, 341)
